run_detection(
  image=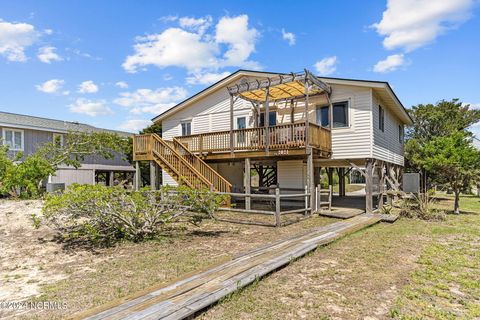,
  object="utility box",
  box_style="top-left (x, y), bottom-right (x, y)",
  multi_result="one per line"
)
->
top-left (403, 173), bottom-right (420, 193)
top-left (46, 183), bottom-right (65, 193)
